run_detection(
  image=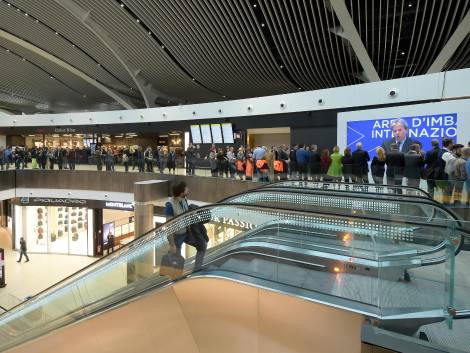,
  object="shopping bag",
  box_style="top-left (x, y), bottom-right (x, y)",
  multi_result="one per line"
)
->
top-left (159, 252), bottom-right (185, 279)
